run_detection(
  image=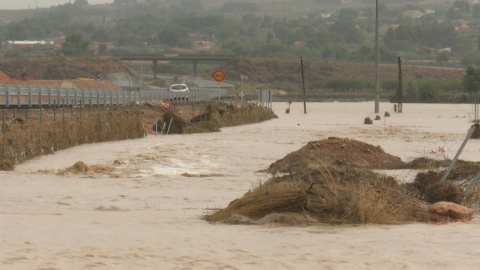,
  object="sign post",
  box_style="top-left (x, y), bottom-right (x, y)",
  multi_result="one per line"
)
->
top-left (213, 70), bottom-right (225, 82)
top-left (214, 70), bottom-right (225, 101)
top-left (239, 90), bottom-right (245, 105)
